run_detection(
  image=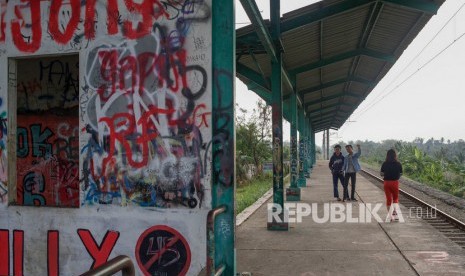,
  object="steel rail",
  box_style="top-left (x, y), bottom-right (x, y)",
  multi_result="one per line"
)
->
top-left (361, 169), bottom-right (465, 231)
top-left (79, 255), bottom-right (135, 276)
